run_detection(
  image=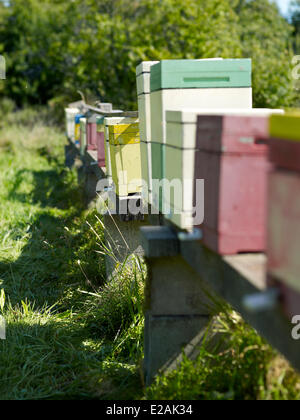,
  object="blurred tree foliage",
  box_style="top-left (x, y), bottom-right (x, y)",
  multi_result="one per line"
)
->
top-left (0, 0), bottom-right (296, 110)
